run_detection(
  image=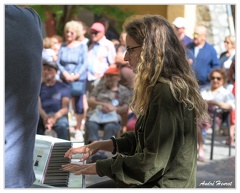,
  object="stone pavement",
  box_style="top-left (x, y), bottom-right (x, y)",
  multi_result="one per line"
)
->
top-left (196, 130), bottom-right (235, 188)
top-left (69, 127), bottom-right (235, 188)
